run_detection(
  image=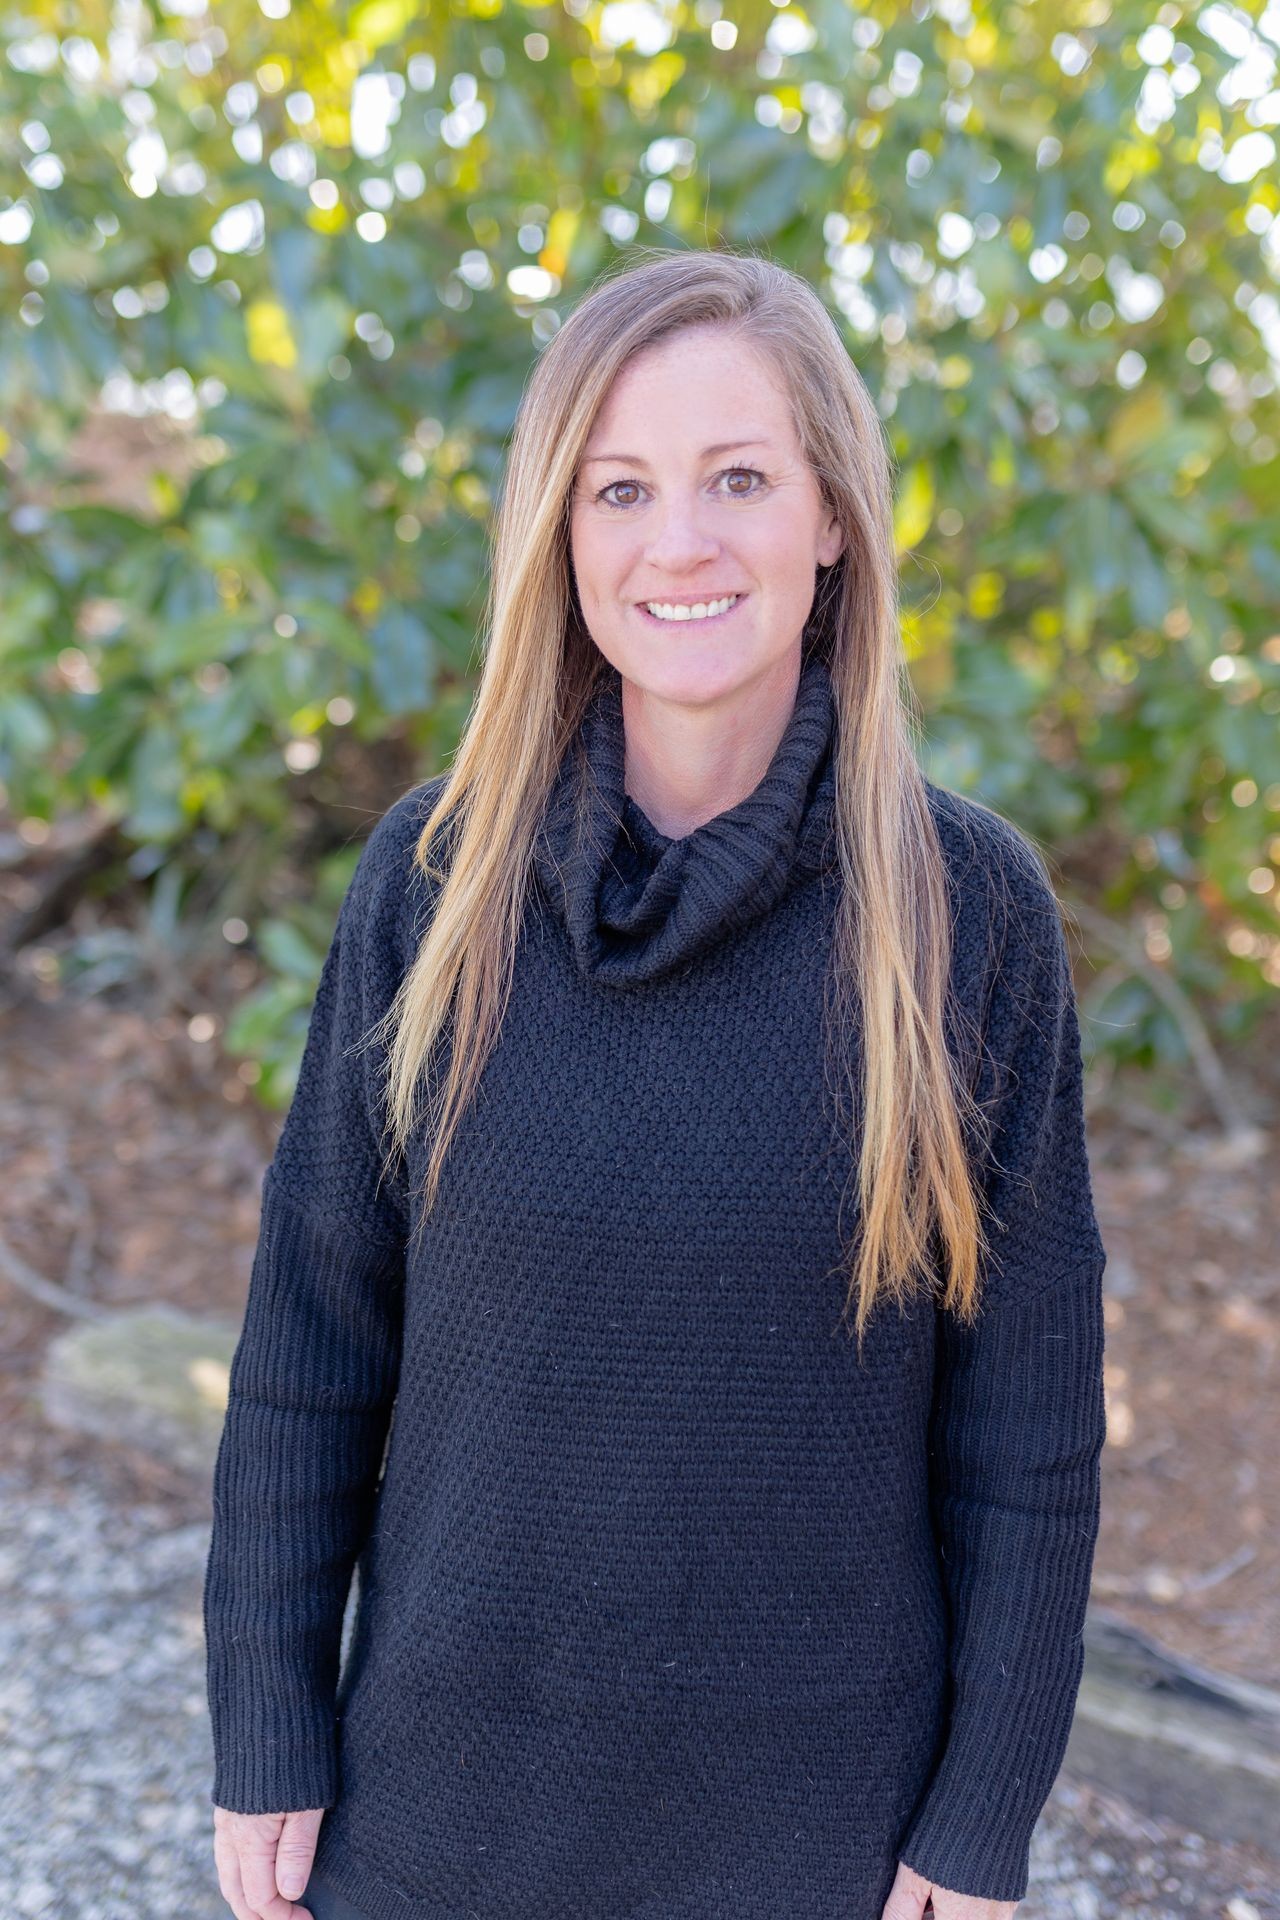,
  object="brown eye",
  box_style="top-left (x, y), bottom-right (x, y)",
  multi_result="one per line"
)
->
top-left (720, 468), bottom-right (767, 498)
top-left (598, 480), bottom-right (642, 510)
